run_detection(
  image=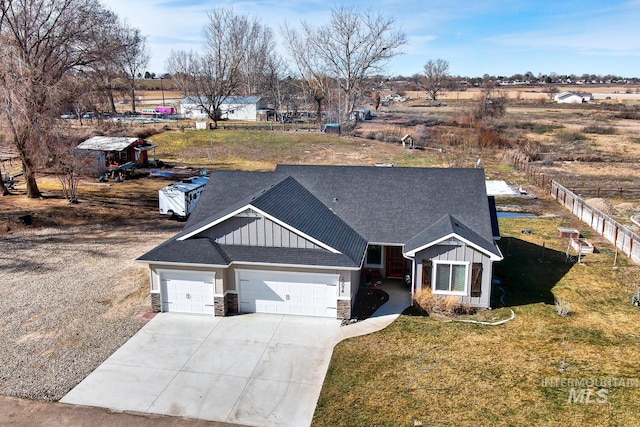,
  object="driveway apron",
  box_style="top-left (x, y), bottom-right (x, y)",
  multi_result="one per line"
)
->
top-left (61, 283), bottom-right (411, 426)
top-left (61, 313), bottom-right (342, 427)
